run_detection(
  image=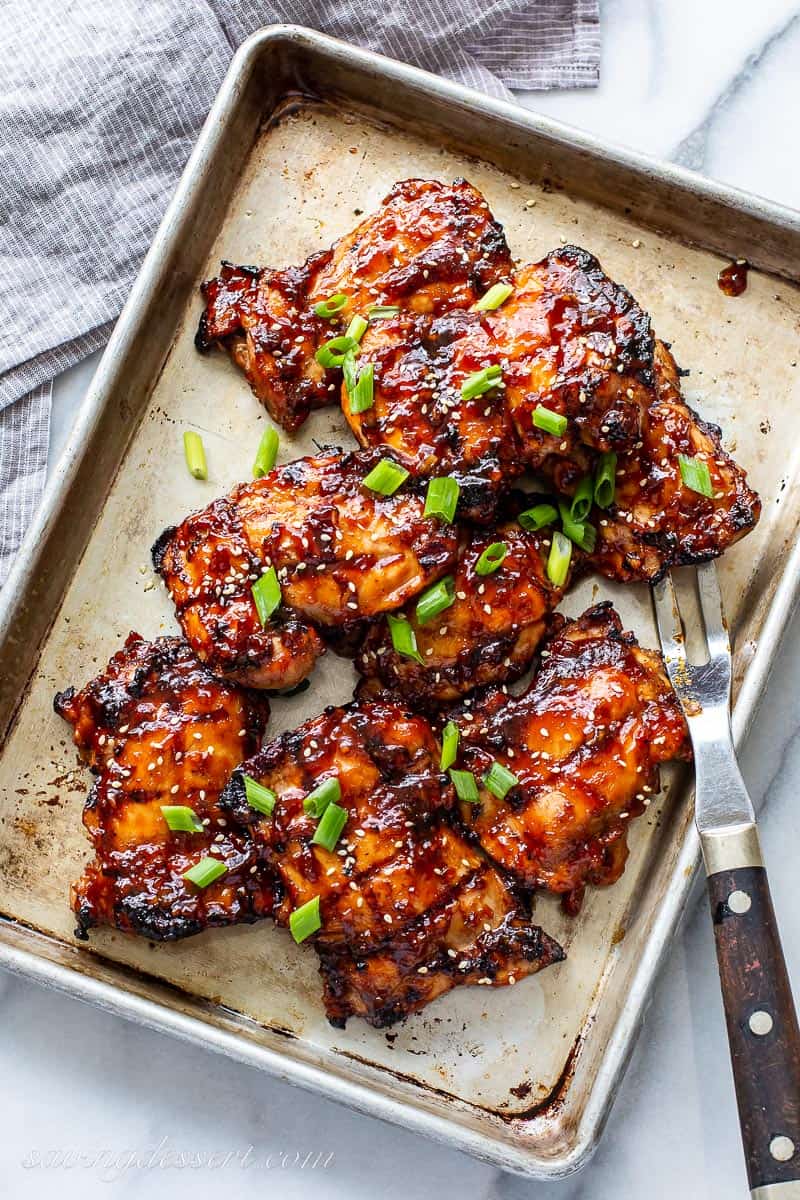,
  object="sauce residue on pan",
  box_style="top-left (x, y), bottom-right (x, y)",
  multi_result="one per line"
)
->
top-left (717, 259), bottom-right (749, 296)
